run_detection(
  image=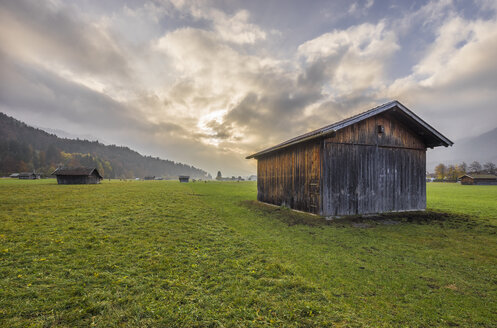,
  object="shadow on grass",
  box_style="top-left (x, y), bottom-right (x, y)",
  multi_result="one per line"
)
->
top-left (241, 200), bottom-right (496, 233)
